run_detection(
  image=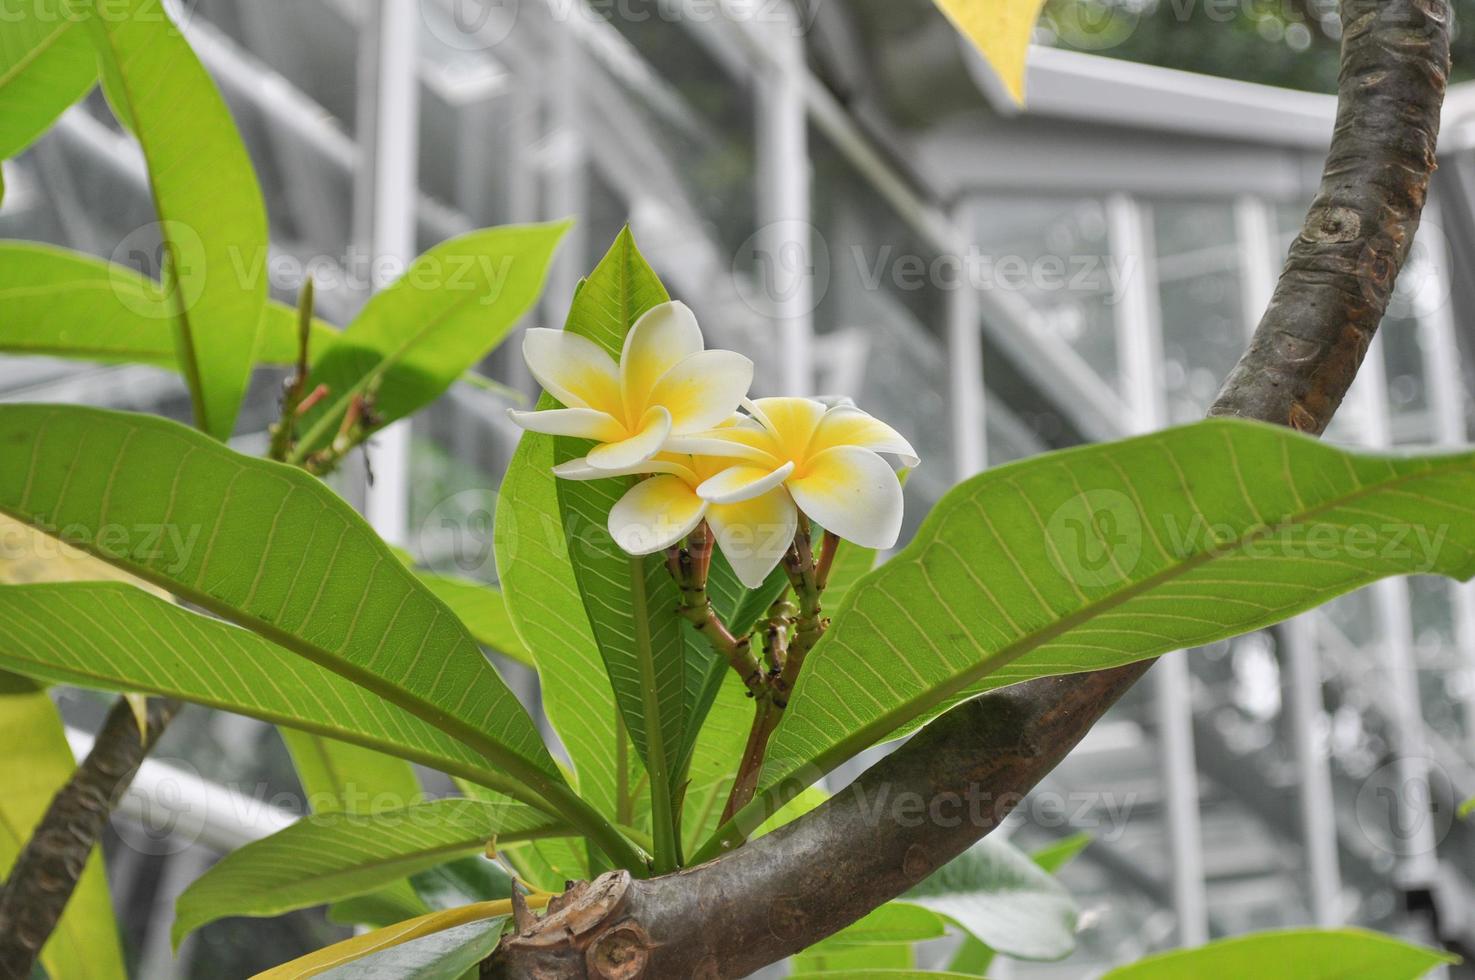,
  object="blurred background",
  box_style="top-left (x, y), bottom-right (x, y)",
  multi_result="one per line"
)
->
top-left (5, 0), bottom-right (1475, 975)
